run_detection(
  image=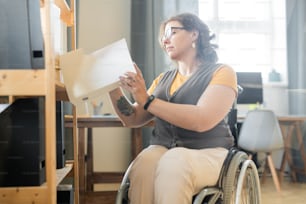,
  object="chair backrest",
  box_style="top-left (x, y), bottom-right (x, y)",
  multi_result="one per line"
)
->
top-left (238, 109), bottom-right (284, 152)
top-left (227, 107), bottom-right (238, 142)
